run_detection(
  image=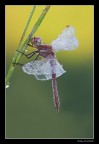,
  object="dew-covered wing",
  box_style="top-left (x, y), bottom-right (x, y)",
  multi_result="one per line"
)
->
top-left (51, 26), bottom-right (79, 51)
top-left (22, 58), bottom-right (66, 80)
